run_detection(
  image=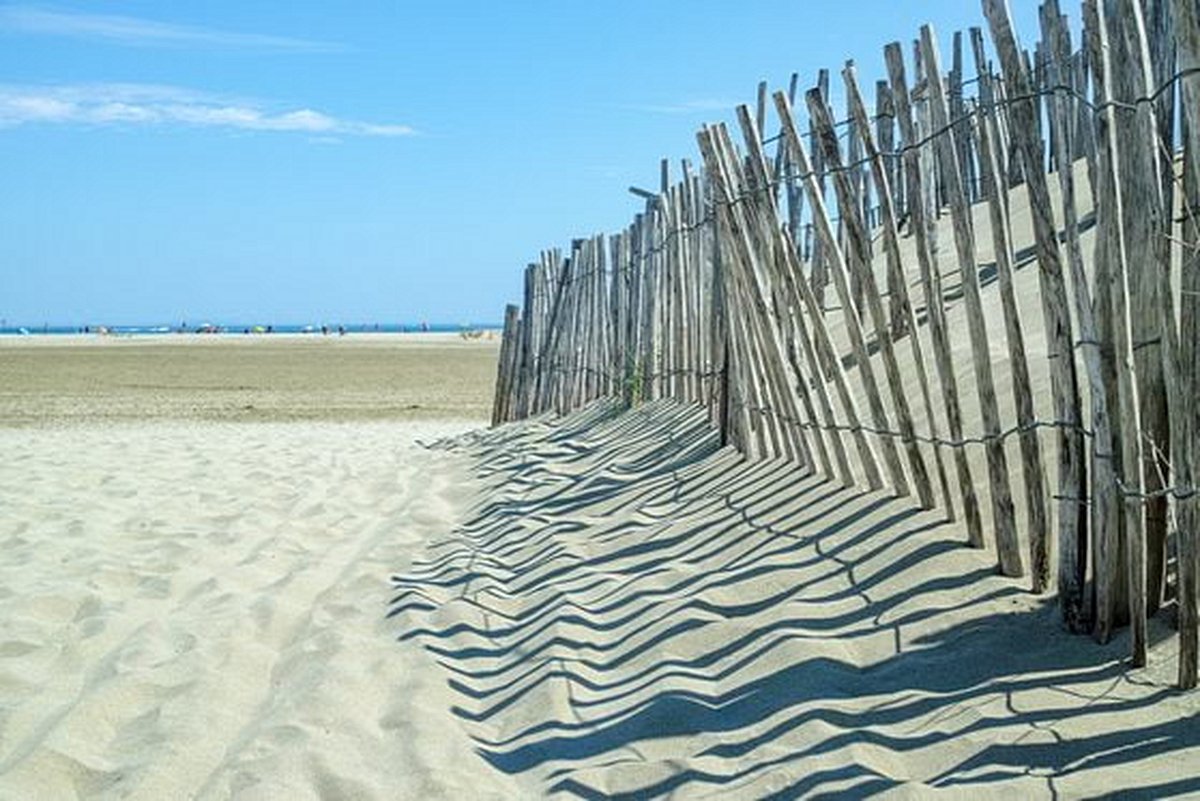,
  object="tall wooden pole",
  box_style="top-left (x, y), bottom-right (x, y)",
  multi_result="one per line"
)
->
top-left (845, 63), bottom-right (956, 518)
top-left (774, 93), bottom-right (887, 490)
top-left (920, 25), bottom-right (1024, 578)
top-left (809, 79), bottom-right (935, 509)
top-left (1173, 0), bottom-right (1200, 689)
top-left (983, 0), bottom-right (1088, 611)
top-left (1085, 0), bottom-right (1148, 666)
top-left (886, 43), bottom-right (984, 543)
